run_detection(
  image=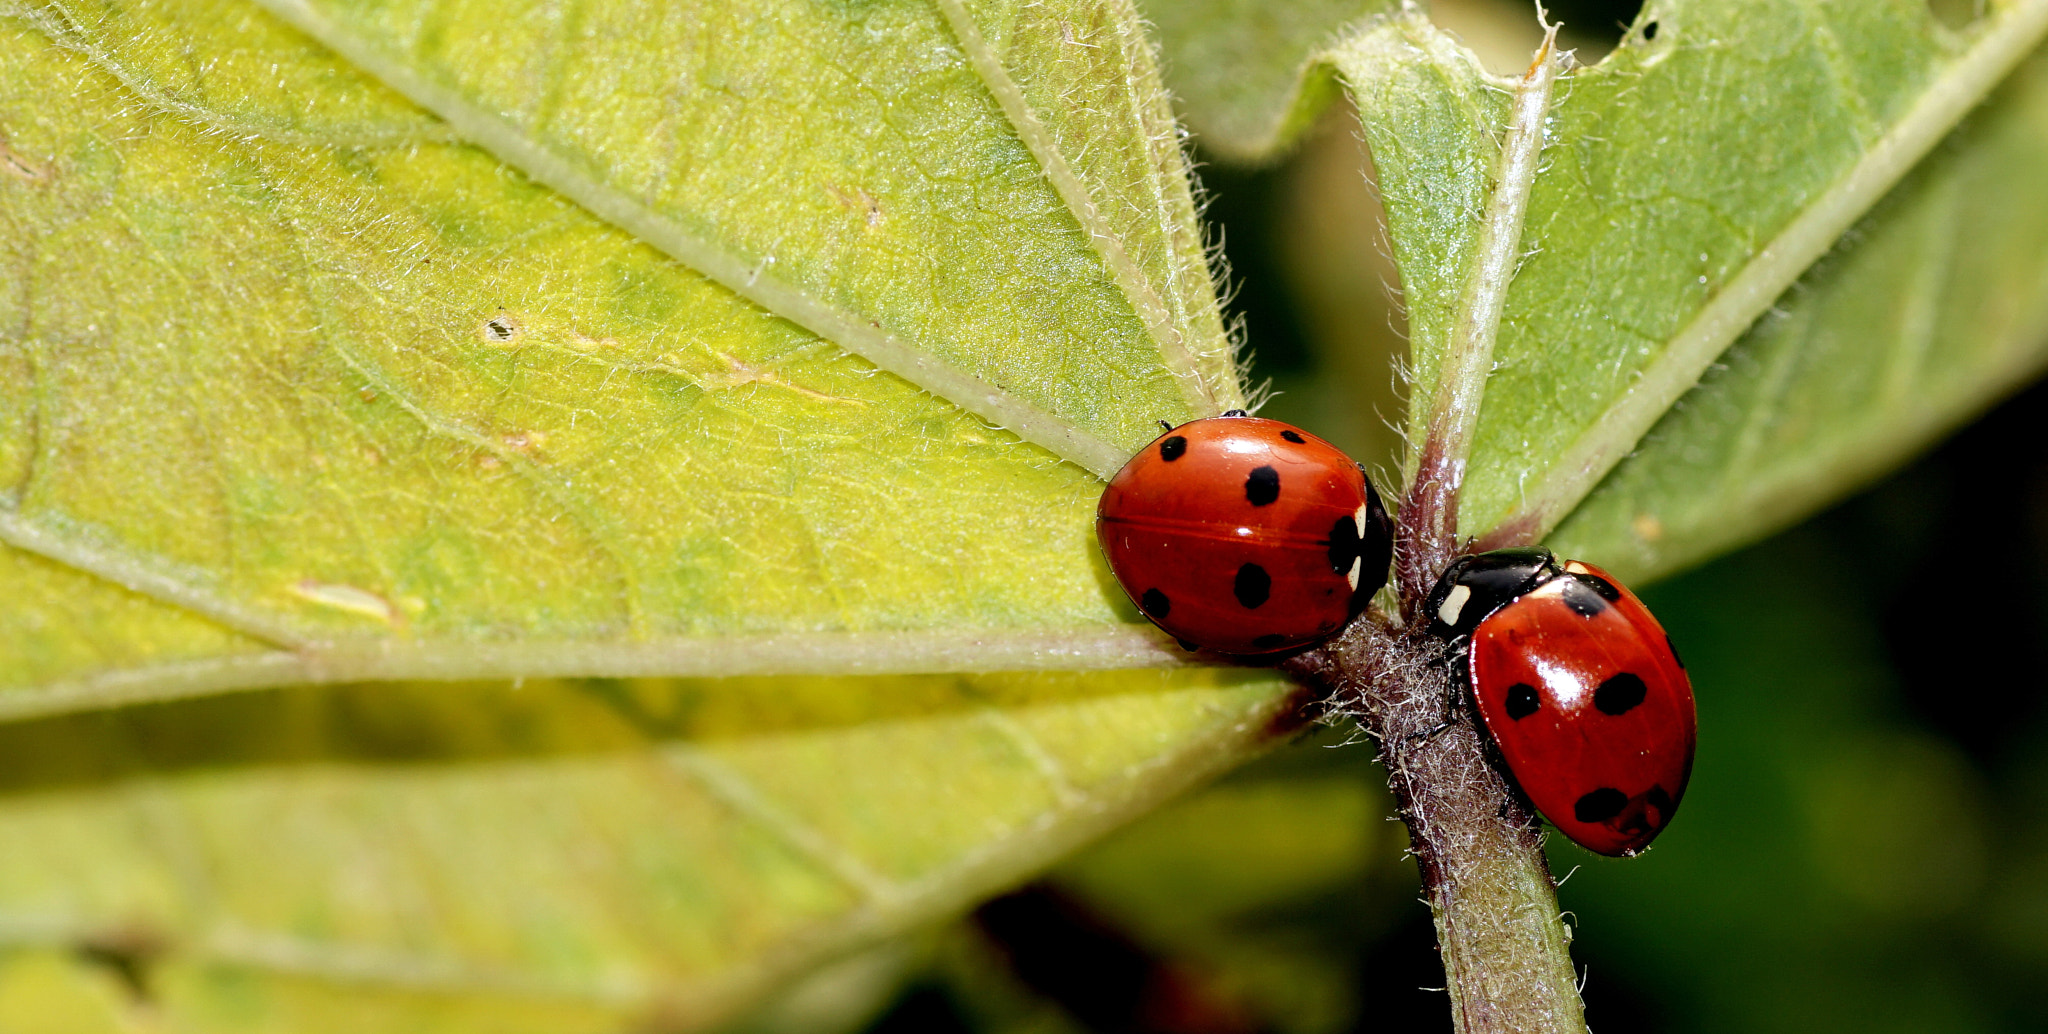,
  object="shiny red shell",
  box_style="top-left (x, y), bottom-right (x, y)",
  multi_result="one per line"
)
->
top-left (1096, 416), bottom-right (1389, 655)
top-left (1468, 560), bottom-right (1696, 856)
